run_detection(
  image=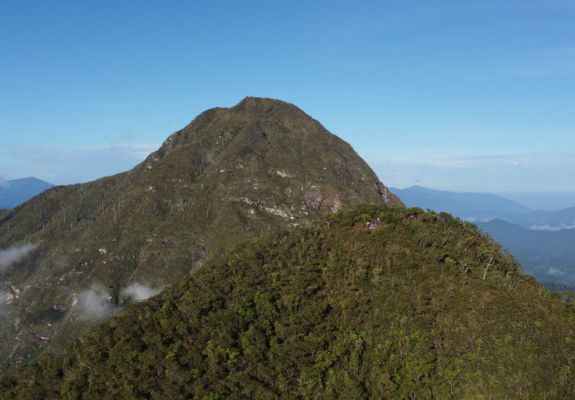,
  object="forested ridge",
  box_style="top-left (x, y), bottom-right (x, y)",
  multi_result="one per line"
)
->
top-left (2, 205), bottom-right (574, 399)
